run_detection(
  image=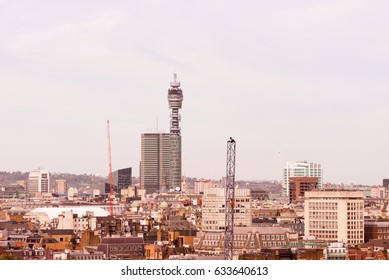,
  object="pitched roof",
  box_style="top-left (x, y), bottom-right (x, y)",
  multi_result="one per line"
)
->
top-left (42, 229), bottom-right (74, 235)
top-left (234, 226), bottom-right (291, 235)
